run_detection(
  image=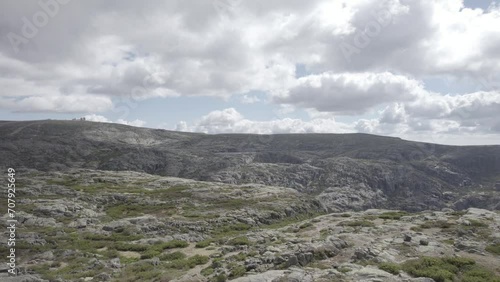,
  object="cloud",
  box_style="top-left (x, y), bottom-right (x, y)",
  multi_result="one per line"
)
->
top-left (240, 94), bottom-right (261, 104)
top-left (84, 114), bottom-right (146, 127)
top-left (177, 107), bottom-right (352, 134)
top-left (1, 0), bottom-right (499, 144)
top-left (0, 94), bottom-right (113, 113)
top-left (275, 72), bottom-right (424, 114)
